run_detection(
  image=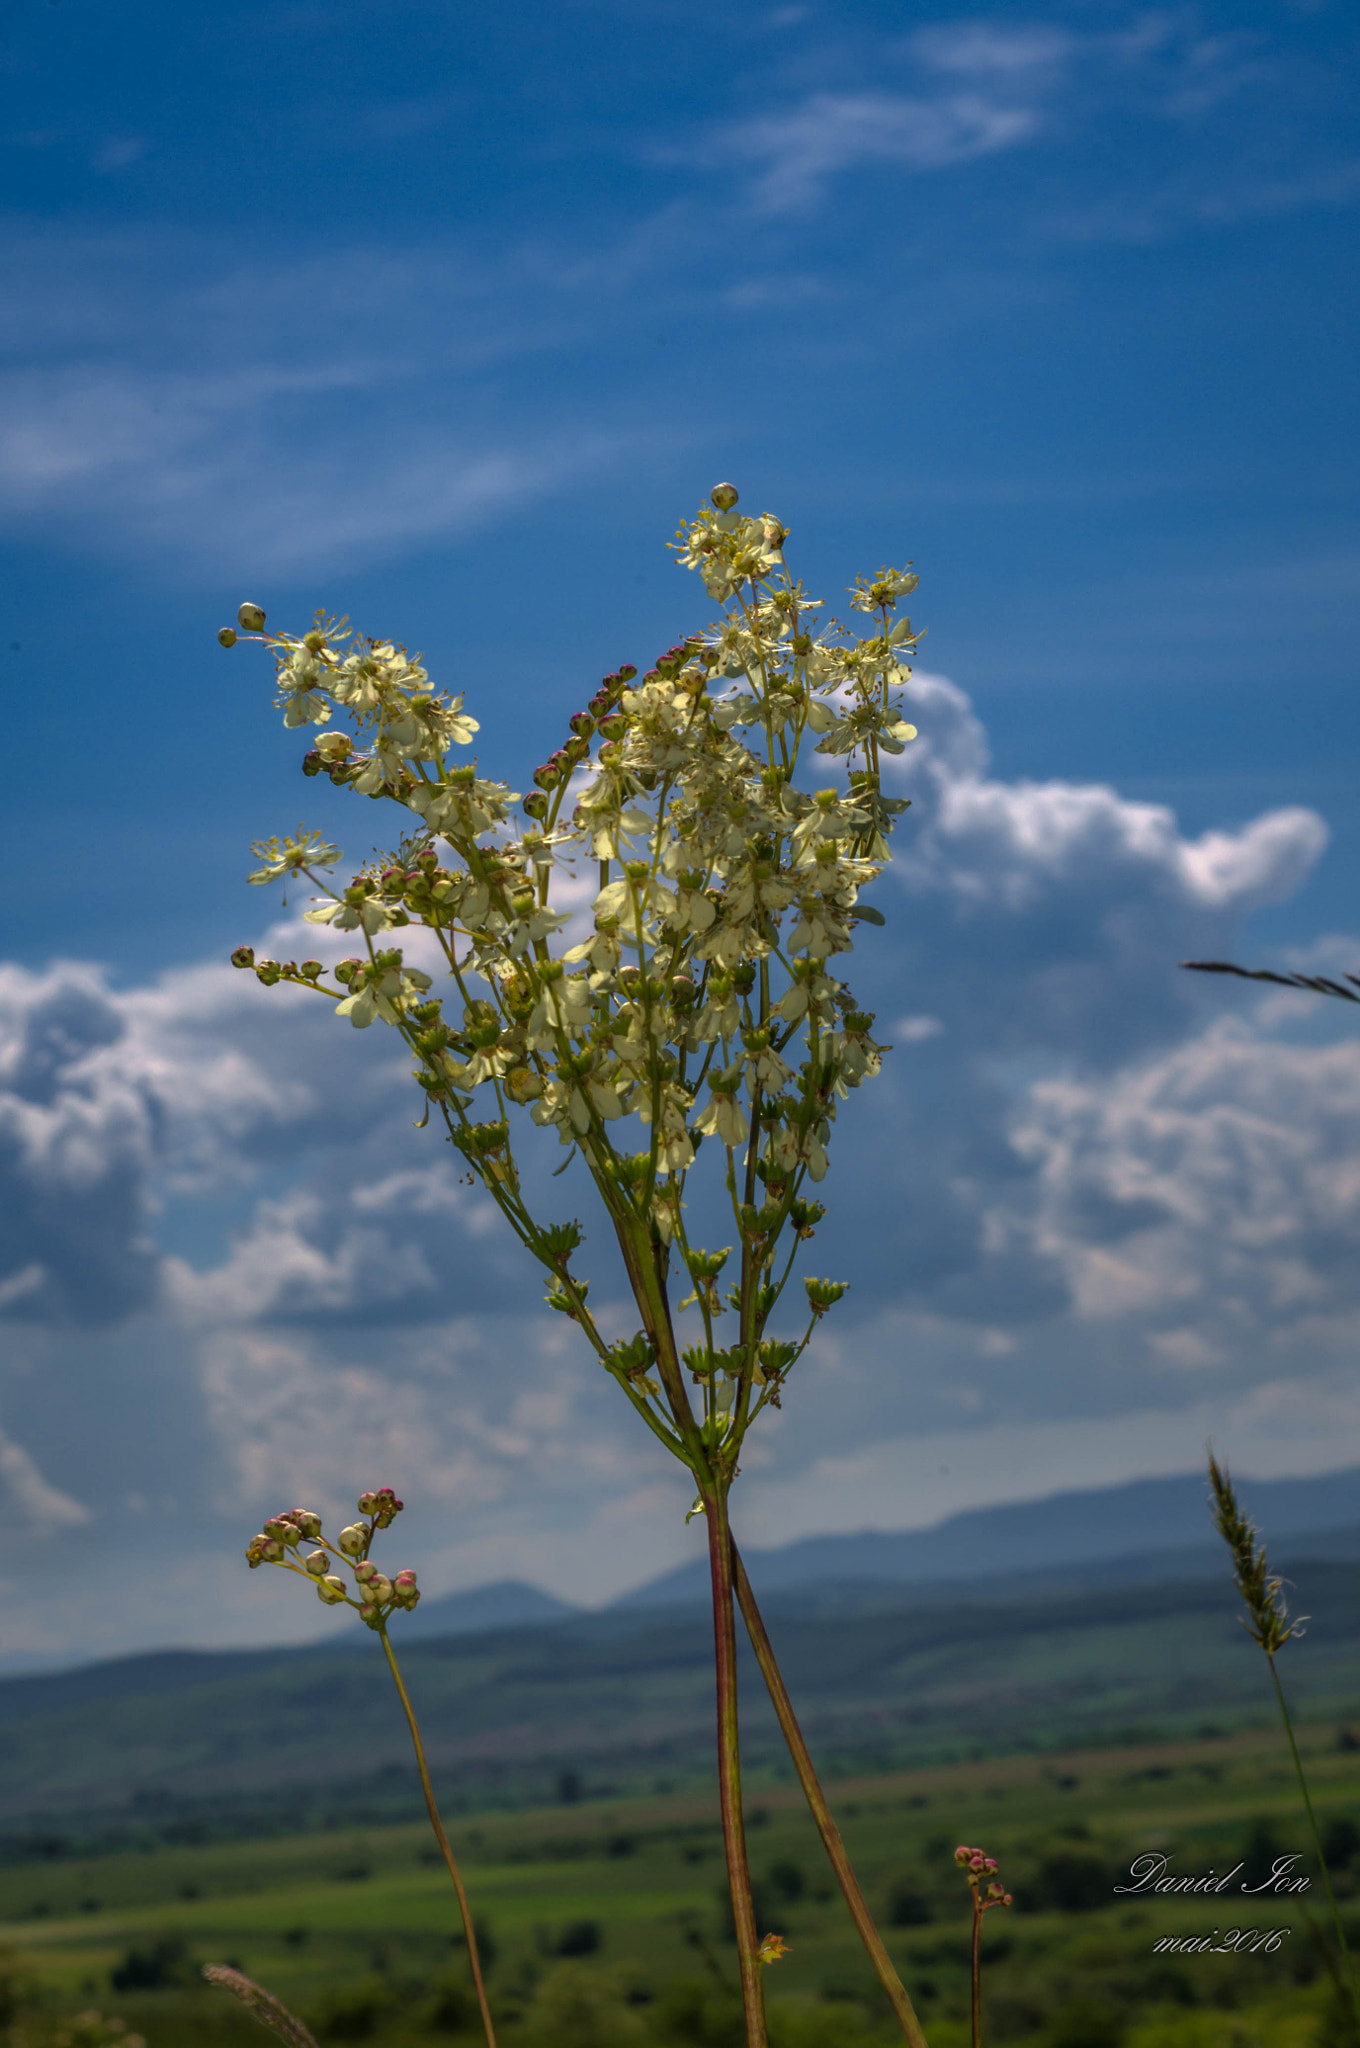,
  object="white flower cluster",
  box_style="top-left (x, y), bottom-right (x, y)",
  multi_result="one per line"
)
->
top-left (226, 487), bottom-right (919, 1481)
